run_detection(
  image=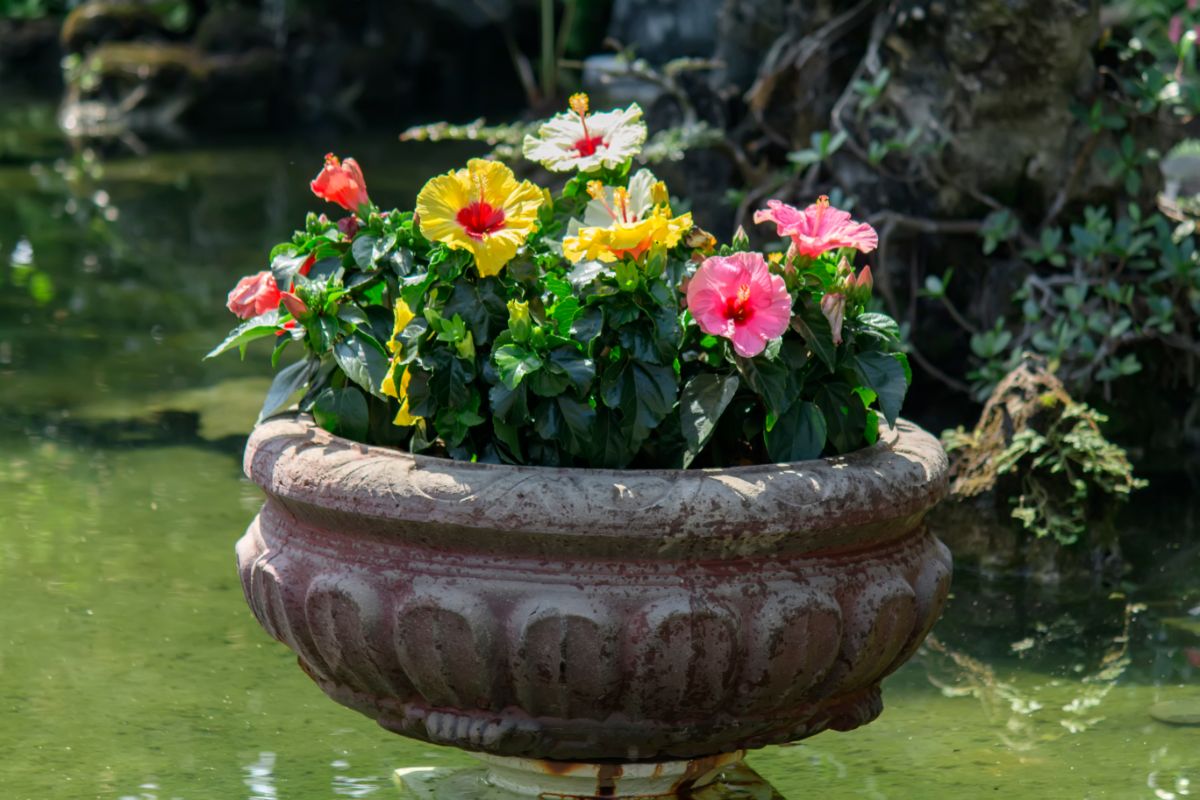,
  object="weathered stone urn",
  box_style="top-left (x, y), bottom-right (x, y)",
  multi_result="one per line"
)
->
top-left (236, 415), bottom-right (950, 783)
